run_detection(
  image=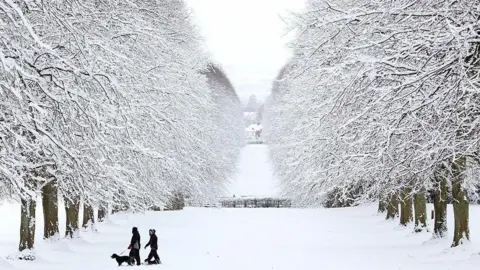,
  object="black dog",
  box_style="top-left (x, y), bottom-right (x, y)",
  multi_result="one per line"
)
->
top-left (111, 253), bottom-right (132, 266)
